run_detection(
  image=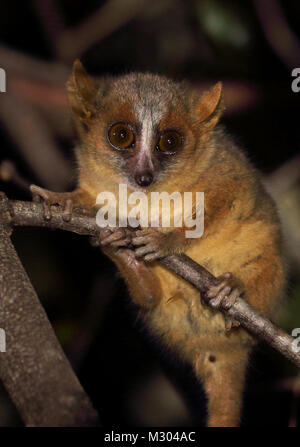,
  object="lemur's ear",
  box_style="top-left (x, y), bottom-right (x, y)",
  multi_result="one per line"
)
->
top-left (67, 60), bottom-right (97, 121)
top-left (191, 82), bottom-right (224, 131)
